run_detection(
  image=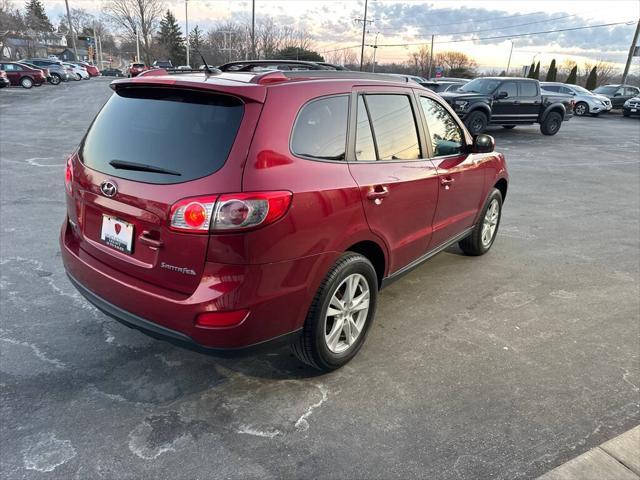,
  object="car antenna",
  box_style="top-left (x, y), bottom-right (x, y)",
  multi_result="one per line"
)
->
top-left (193, 47), bottom-right (220, 78)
